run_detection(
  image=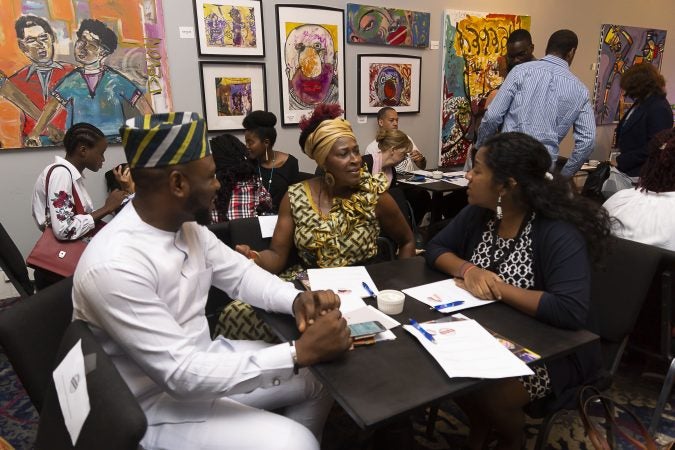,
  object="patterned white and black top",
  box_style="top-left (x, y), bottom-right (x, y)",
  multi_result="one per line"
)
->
top-left (470, 213), bottom-right (536, 289)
